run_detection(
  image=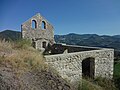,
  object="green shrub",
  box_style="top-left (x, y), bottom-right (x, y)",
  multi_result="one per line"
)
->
top-left (114, 61), bottom-right (120, 90)
top-left (94, 77), bottom-right (117, 90)
top-left (13, 39), bottom-right (32, 49)
top-left (78, 77), bottom-right (117, 90)
top-left (79, 79), bottom-right (102, 90)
